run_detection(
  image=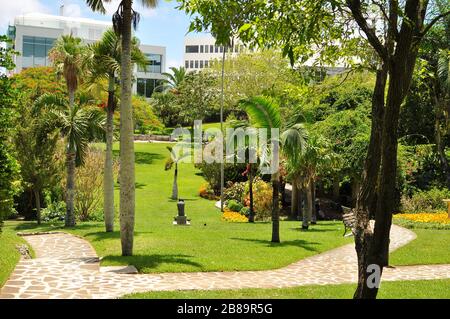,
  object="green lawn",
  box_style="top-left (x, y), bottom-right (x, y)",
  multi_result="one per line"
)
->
top-left (0, 226), bottom-right (34, 287)
top-left (123, 279), bottom-right (450, 299)
top-left (389, 228), bottom-right (450, 266)
top-left (6, 142), bottom-right (352, 274)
